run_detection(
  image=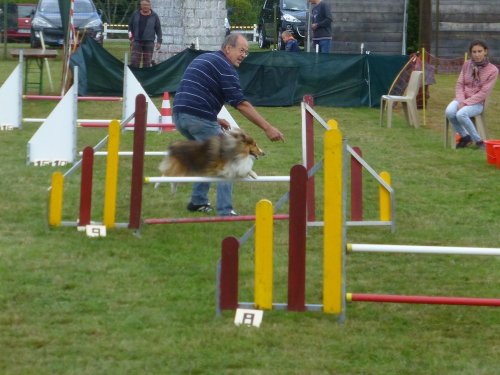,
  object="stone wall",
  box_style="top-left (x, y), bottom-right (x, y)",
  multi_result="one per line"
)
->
top-left (153, 0), bottom-right (227, 61)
